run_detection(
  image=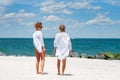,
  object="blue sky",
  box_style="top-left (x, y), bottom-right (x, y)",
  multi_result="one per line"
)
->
top-left (0, 0), bottom-right (120, 38)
